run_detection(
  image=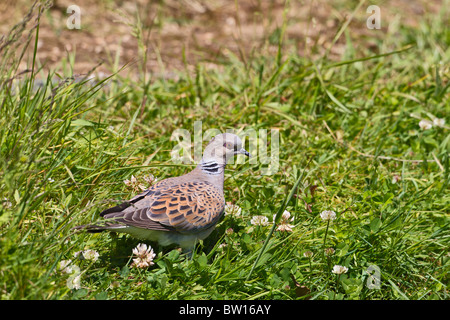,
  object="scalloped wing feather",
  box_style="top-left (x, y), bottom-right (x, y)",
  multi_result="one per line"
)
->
top-left (102, 180), bottom-right (225, 234)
